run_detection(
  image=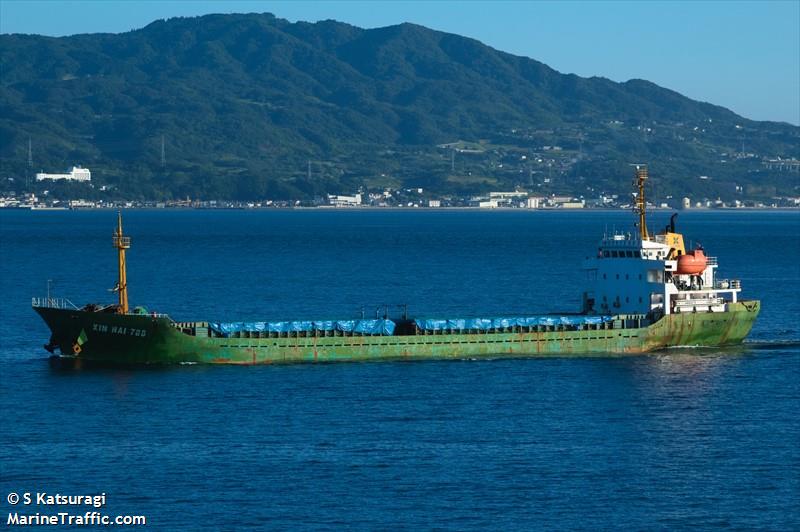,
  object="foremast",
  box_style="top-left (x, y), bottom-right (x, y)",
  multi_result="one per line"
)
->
top-left (112, 212), bottom-right (131, 314)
